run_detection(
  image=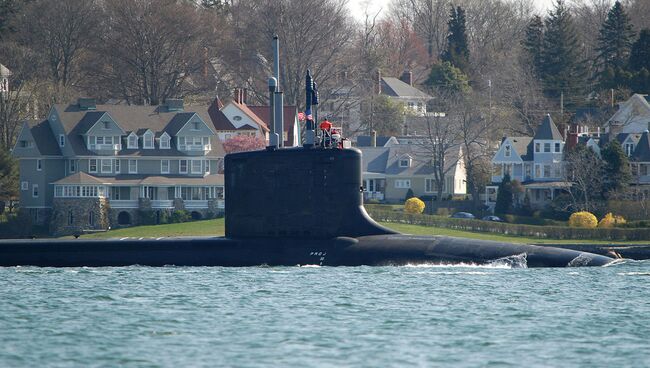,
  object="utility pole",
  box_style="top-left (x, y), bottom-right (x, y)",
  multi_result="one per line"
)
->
top-left (488, 79), bottom-right (492, 122)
